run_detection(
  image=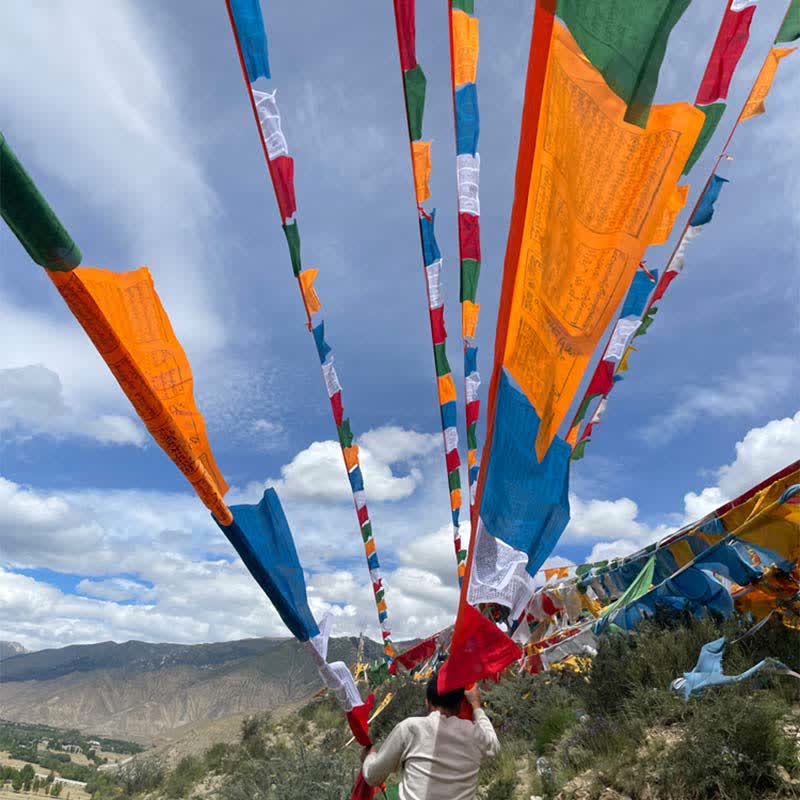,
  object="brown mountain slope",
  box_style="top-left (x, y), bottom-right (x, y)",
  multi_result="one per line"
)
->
top-left (0, 636), bottom-right (380, 743)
